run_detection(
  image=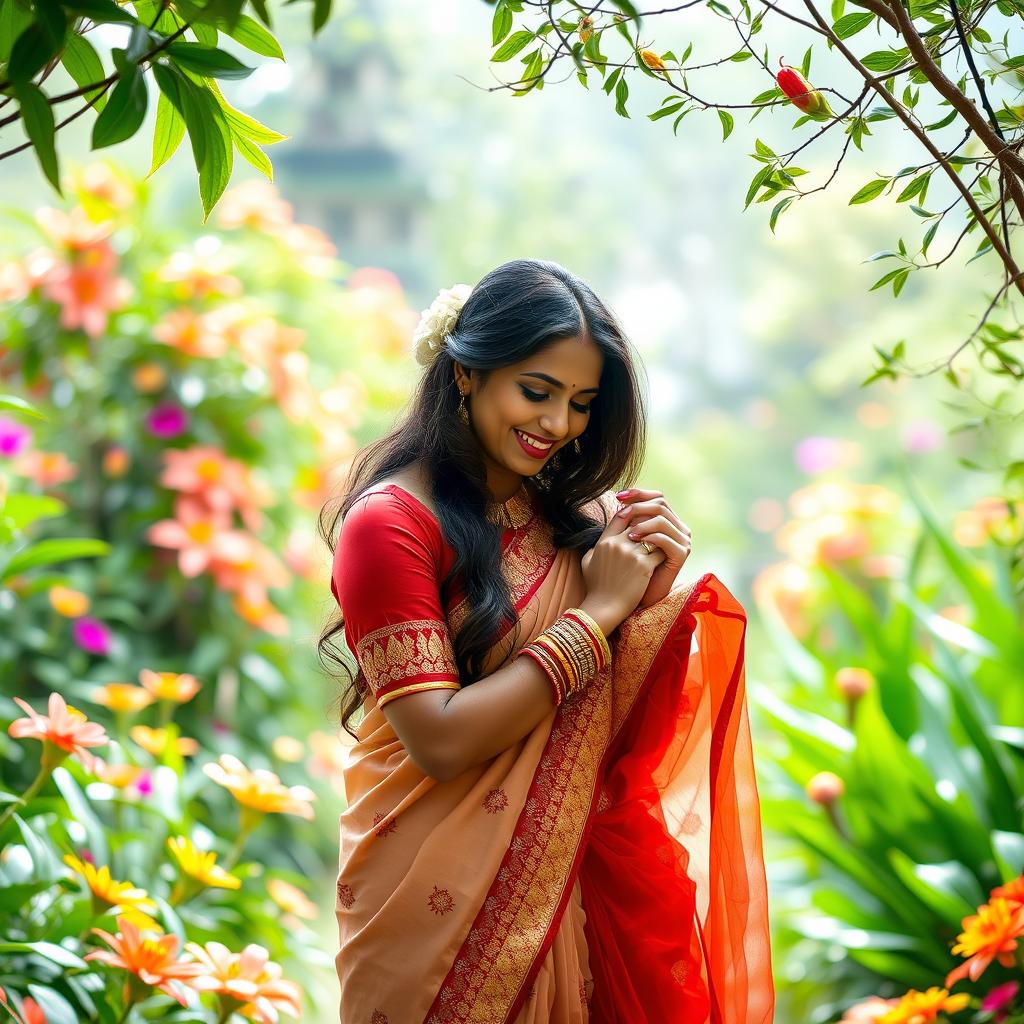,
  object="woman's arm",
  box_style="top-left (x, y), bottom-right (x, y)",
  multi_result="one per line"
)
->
top-left (384, 596), bottom-right (619, 782)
